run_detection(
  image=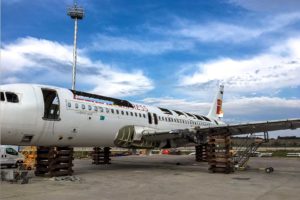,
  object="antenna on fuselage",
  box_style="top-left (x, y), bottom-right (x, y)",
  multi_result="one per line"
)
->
top-left (67, 0), bottom-right (84, 91)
